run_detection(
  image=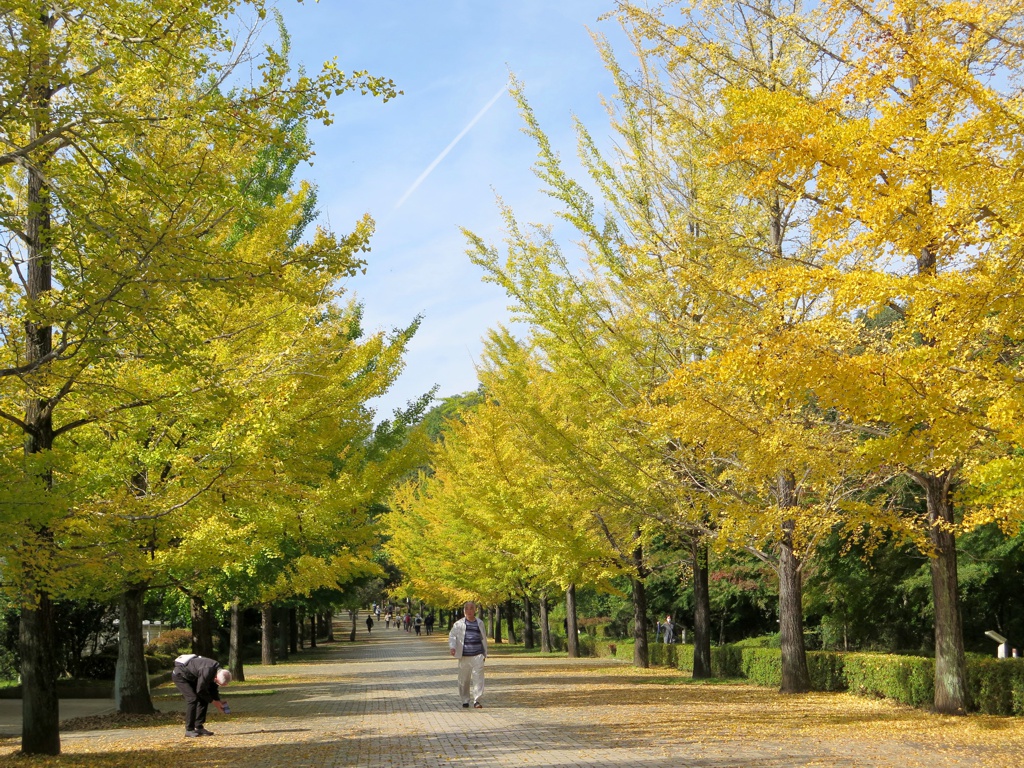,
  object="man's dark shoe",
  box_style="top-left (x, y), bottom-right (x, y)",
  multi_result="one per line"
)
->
top-left (184, 729), bottom-right (201, 738)
top-left (473, 701), bottom-right (483, 708)
top-left (462, 702), bottom-right (469, 708)
top-left (196, 727), bottom-right (215, 736)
